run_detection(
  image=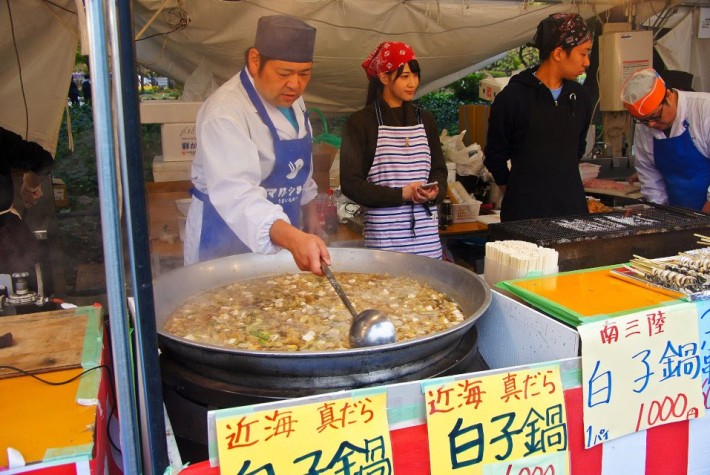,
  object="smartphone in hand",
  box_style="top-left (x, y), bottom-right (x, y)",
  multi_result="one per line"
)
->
top-left (418, 182), bottom-right (438, 190)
